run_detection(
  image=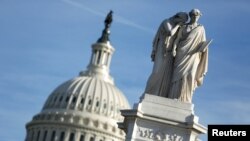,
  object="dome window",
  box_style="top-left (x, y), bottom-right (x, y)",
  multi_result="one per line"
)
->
top-left (80, 98), bottom-right (85, 104)
top-left (36, 130), bottom-right (40, 141)
top-left (96, 101), bottom-right (99, 107)
top-left (66, 96), bottom-right (70, 102)
top-left (90, 137), bottom-right (94, 141)
top-left (59, 96), bottom-right (63, 102)
top-left (79, 135), bottom-right (84, 141)
top-left (88, 99), bottom-right (92, 105)
top-left (43, 130), bottom-right (47, 141)
top-left (50, 130), bottom-right (56, 141)
top-left (59, 131), bottom-right (65, 141)
top-left (69, 132), bottom-right (75, 141)
top-left (72, 96), bottom-right (77, 103)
